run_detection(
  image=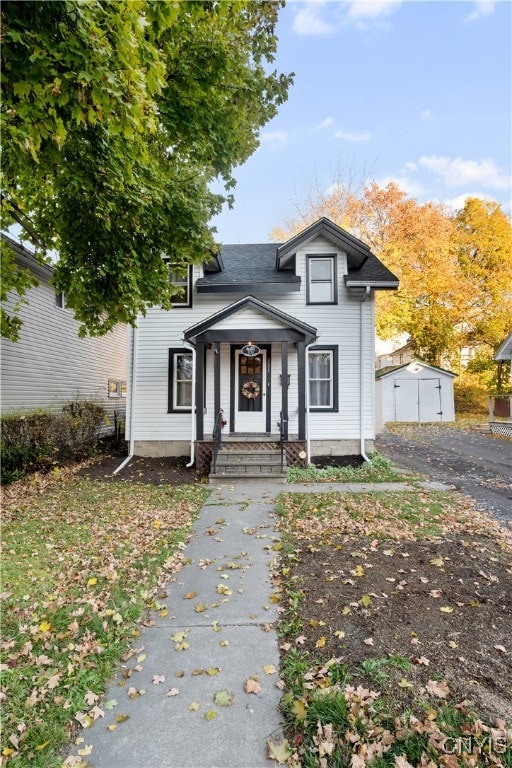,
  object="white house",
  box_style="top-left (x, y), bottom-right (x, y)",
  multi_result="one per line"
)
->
top-left (1, 235), bottom-right (127, 429)
top-left (125, 218), bottom-right (398, 475)
top-left (375, 360), bottom-right (456, 431)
